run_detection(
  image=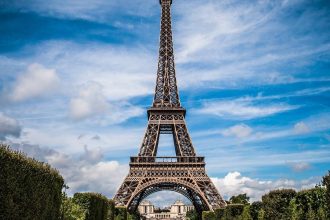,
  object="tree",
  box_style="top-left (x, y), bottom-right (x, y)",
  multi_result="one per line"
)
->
top-left (317, 207), bottom-right (327, 220)
top-left (295, 187), bottom-right (326, 219)
top-left (322, 170), bottom-right (330, 219)
top-left (250, 201), bottom-right (262, 220)
top-left (257, 209), bottom-right (265, 220)
top-left (230, 194), bottom-right (250, 205)
top-left (306, 205), bottom-right (317, 220)
top-left (241, 205), bottom-right (253, 220)
top-left (288, 199), bottom-right (298, 220)
top-left (262, 189), bottom-right (296, 220)
top-left (223, 204), bottom-right (244, 220)
top-left (61, 193), bottom-right (86, 220)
